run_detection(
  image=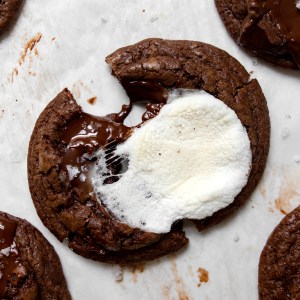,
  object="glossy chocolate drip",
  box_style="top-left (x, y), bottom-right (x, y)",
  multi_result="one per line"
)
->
top-left (0, 214), bottom-right (27, 298)
top-left (60, 113), bottom-right (132, 190)
top-left (60, 80), bottom-right (169, 191)
top-left (240, 0), bottom-right (300, 67)
top-left (264, 0), bottom-right (300, 66)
